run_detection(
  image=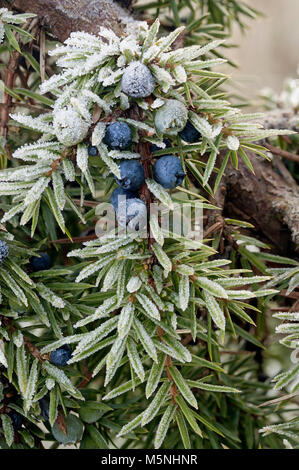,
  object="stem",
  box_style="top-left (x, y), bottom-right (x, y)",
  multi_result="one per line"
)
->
top-left (0, 50), bottom-right (20, 158)
top-left (264, 143), bottom-right (299, 163)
